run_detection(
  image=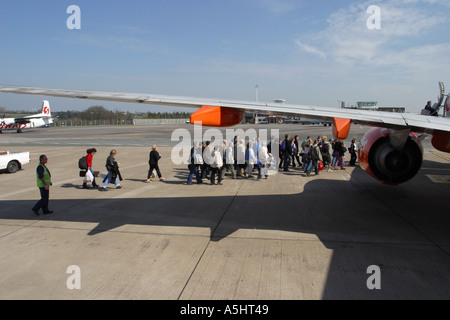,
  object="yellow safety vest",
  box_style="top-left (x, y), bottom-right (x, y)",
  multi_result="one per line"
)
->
top-left (36, 164), bottom-right (51, 188)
